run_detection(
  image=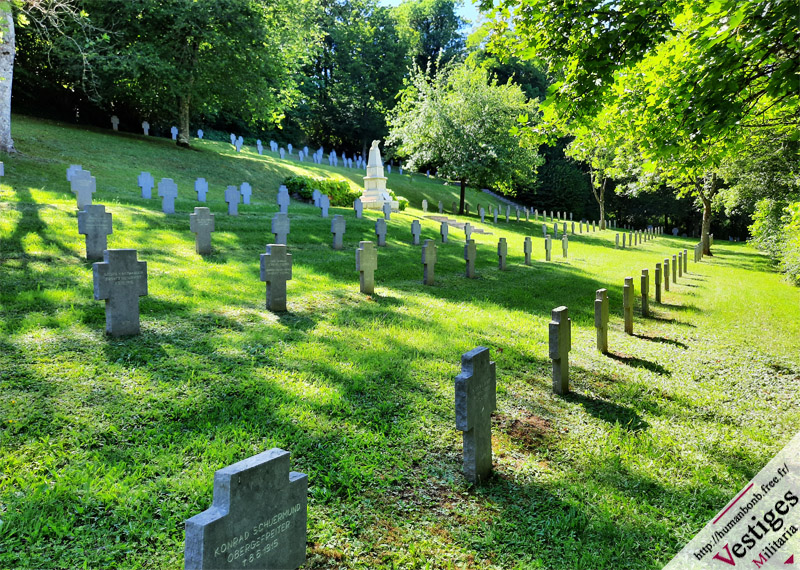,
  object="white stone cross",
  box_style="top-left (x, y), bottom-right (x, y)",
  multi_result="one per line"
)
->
top-left (138, 171), bottom-right (154, 199)
top-left (240, 182), bottom-right (252, 205)
top-left (158, 178), bottom-right (178, 214)
top-left (224, 186), bottom-right (241, 216)
top-left (195, 178), bottom-right (208, 202)
top-left (411, 220), bottom-right (421, 245)
top-left (277, 185), bottom-right (291, 214)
